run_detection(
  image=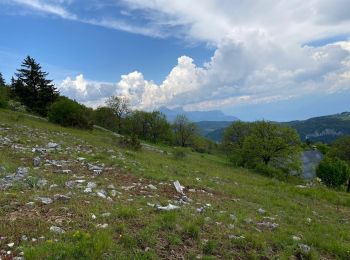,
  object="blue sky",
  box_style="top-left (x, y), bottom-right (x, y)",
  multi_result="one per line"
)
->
top-left (0, 0), bottom-right (350, 121)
